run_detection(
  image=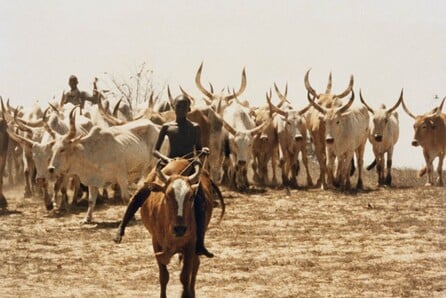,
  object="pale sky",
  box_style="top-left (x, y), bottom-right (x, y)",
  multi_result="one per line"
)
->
top-left (1, 0), bottom-right (445, 169)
